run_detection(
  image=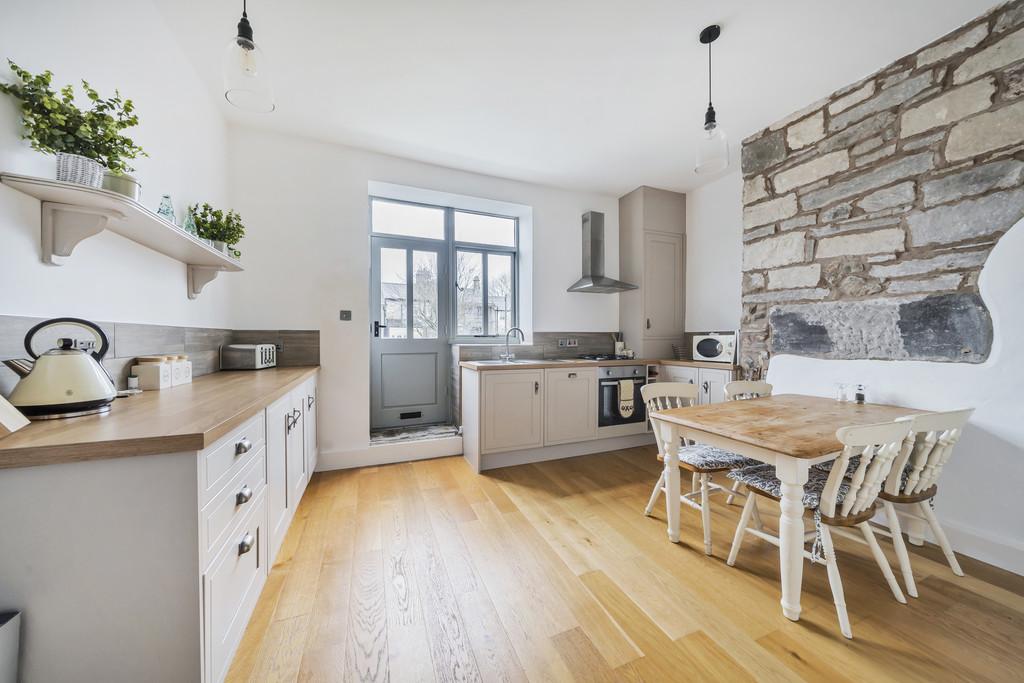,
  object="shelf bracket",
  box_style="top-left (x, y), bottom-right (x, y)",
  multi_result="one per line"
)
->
top-left (40, 201), bottom-right (125, 265)
top-left (188, 265), bottom-right (224, 299)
